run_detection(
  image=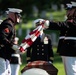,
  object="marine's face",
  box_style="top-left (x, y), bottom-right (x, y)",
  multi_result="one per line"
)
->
top-left (15, 14), bottom-right (21, 23)
top-left (67, 8), bottom-right (76, 18)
